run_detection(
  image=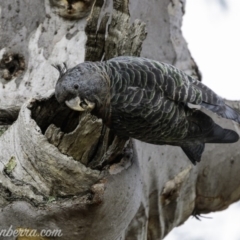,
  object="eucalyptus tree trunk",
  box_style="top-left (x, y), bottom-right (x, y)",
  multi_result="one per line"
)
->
top-left (0, 0), bottom-right (240, 240)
